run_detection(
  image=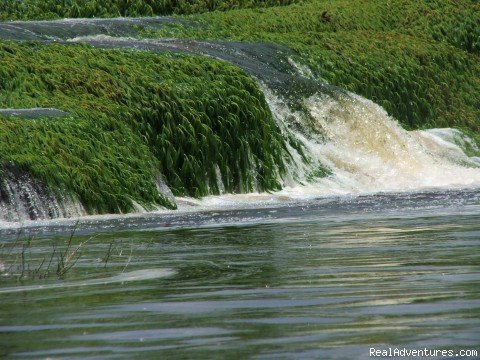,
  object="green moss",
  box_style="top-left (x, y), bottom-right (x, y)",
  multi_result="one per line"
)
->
top-left (138, 0), bottom-right (480, 136)
top-left (0, 0), bottom-right (297, 20)
top-left (306, 164), bottom-right (332, 183)
top-left (0, 114), bottom-right (174, 213)
top-left (0, 42), bottom-right (288, 212)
